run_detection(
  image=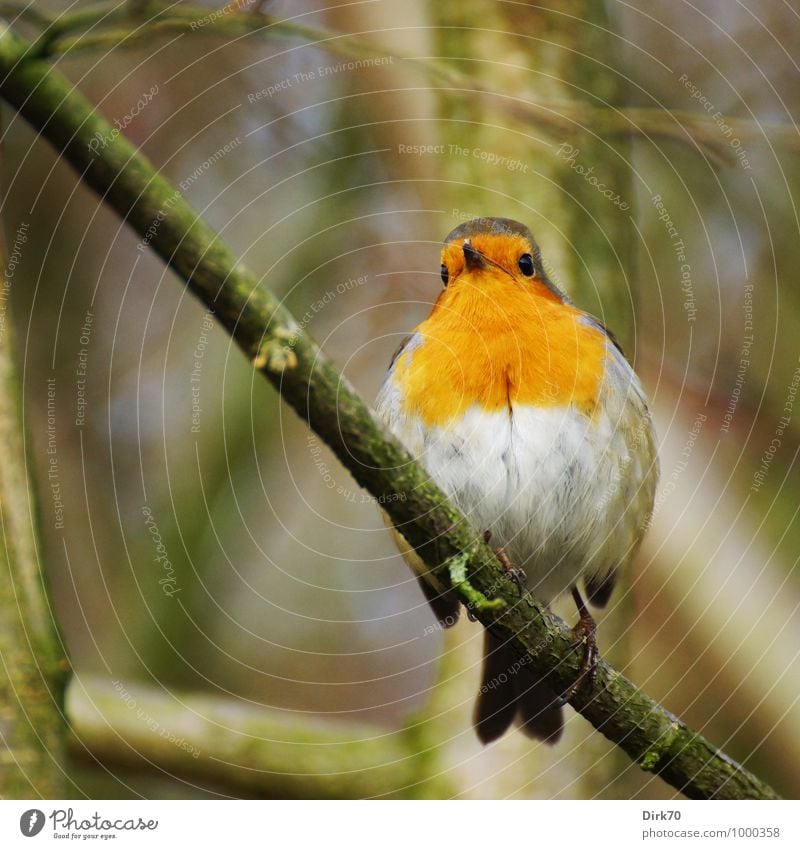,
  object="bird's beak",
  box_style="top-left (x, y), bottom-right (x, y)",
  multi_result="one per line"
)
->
top-left (462, 239), bottom-right (486, 270)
